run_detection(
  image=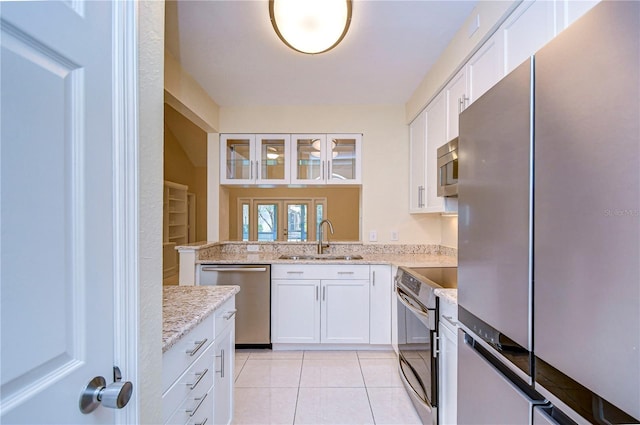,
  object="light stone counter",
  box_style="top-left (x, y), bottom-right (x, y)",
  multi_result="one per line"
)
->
top-left (194, 252), bottom-right (457, 268)
top-left (434, 288), bottom-right (458, 305)
top-left (163, 285), bottom-right (240, 352)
